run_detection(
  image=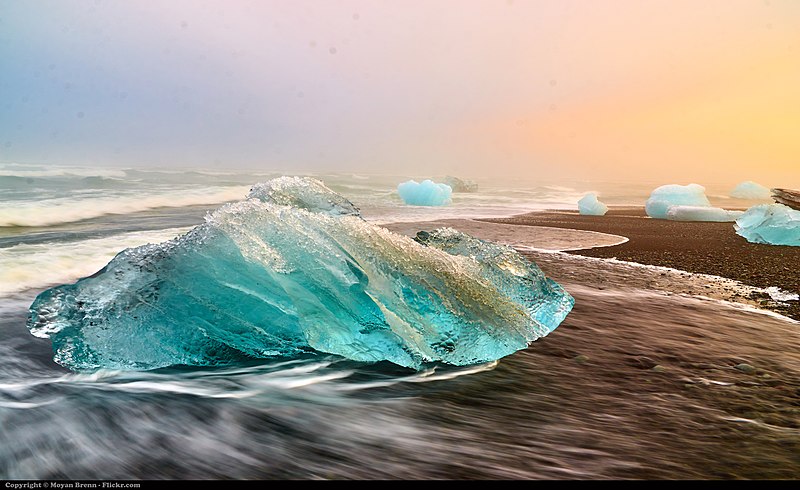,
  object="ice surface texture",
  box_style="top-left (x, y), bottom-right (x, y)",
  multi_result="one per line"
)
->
top-left (397, 179), bottom-right (453, 206)
top-left (730, 181), bottom-right (771, 200)
top-left (735, 204), bottom-right (800, 247)
top-left (28, 177), bottom-right (573, 372)
top-left (577, 193), bottom-right (608, 216)
top-left (645, 184), bottom-right (712, 219)
top-left (666, 206), bottom-right (744, 222)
